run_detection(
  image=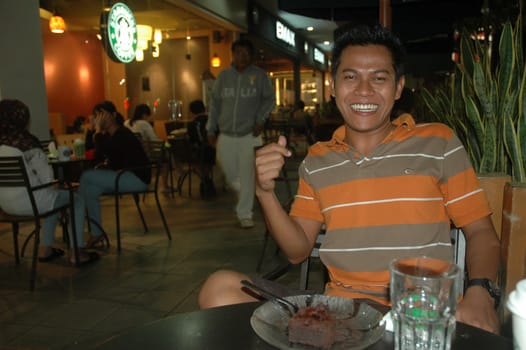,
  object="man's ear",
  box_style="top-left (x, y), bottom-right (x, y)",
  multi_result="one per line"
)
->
top-left (395, 76), bottom-right (406, 100)
top-left (329, 77), bottom-right (335, 97)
